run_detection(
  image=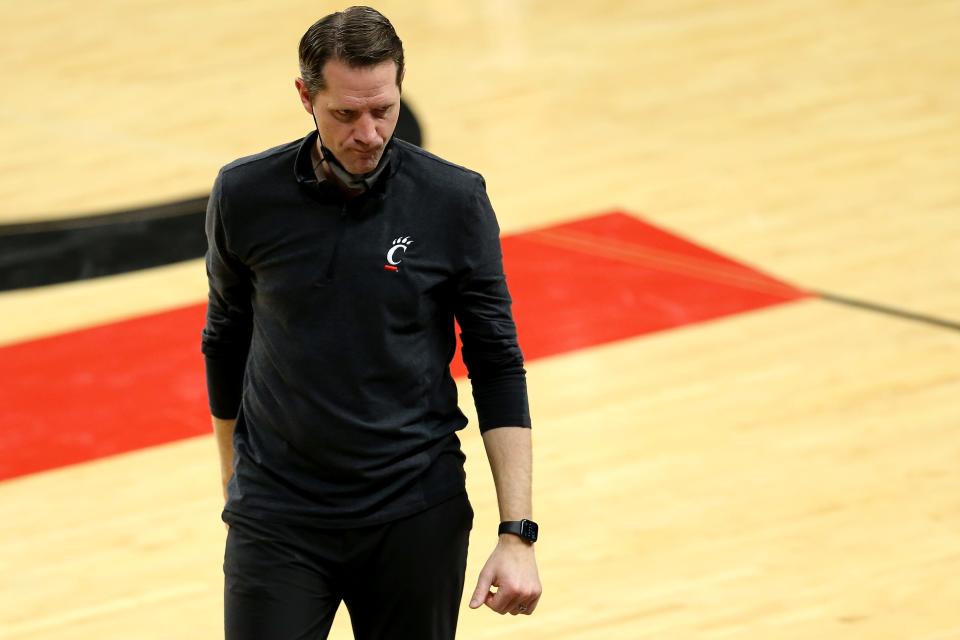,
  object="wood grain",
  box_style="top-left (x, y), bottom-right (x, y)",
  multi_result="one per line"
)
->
top-left (1, 1), bottom-right (958, 638)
